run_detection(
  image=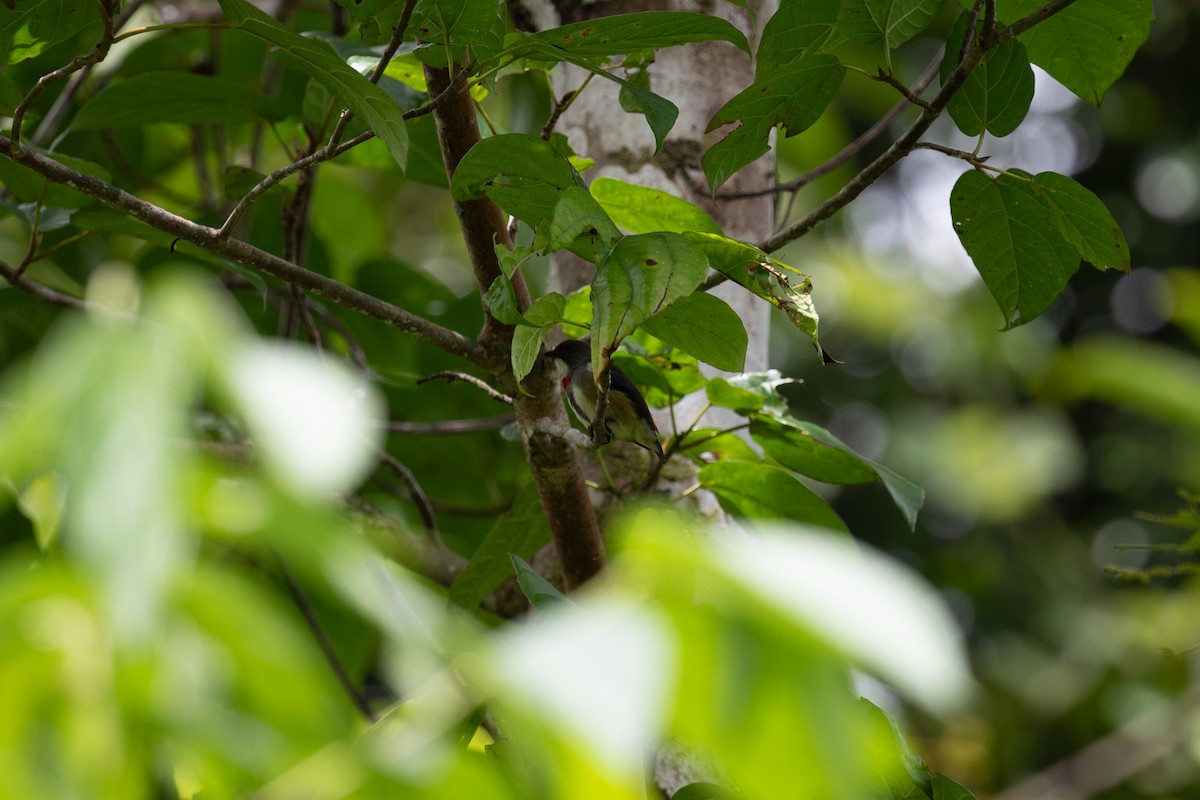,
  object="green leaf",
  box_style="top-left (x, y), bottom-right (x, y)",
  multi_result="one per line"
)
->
top-left (723, 370), bottom-right (795, 416)
top-left (590, 177), bottom-right (721, 235)
top-left (449, 484), bottom-right (549, 610)
top-left (995, 0), bottom-right (1153, 106)
top-left (614, 349), bottom-right (709, 408)
top-left (411, 0), bottom-right (503, 47)
top-left (511, 554), bottom-right (569, 610)
top-left (931, 773), bottom-right (980, 800)
top-left (513, 37), bottom-right (680, 152)
top-left (640, 292), bottom-right (747, 372)
top-left (705, 377), bottom-right (765, 414)
top-left (15, 472), bottom-right (64, 551)
top-left (672, 783), bottom-right (739, 800)
top-left (483, 275), bottom-right (522, 325)
top-left (838, 0), bottom-right (941, 49)
top-left (686, 232), bottom-right (826, 359)
top-left (1, 0), bottom-right (97, 64)
top-left (546, 185), bottom-right (623, 263)
top-left (757, 0), bottom-right (843, 74)
top-left (751, 417), bottom-right (924, 530)
top-left (941, 14), bottom-right (1034, 137)
top-left (529, 12), bottom-right (750, 57)
top-left (1029, 171), bottom-right (1131, 273)
top-left (512, 293), bottom-right (567, 384)
top-left (73, 73), bottom-right (283, 129)
top-left (218, 0), bottom-right (409, 169)
top-left (591, 232), bottom-right (710, 365)
top-left (751, 417), bottom-right (877, 485)
top-left (703, 55), bottom-right (844, 193)
top-left (698, 461), bottom-right (847, 531)
top-left (452, 133), bottom-right (577, 217)
top-left (950, 169), bottom-right (1080, 329)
